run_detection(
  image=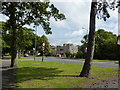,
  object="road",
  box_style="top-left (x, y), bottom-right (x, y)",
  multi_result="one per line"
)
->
top-left (18, 56), bottom-right (119, 68)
